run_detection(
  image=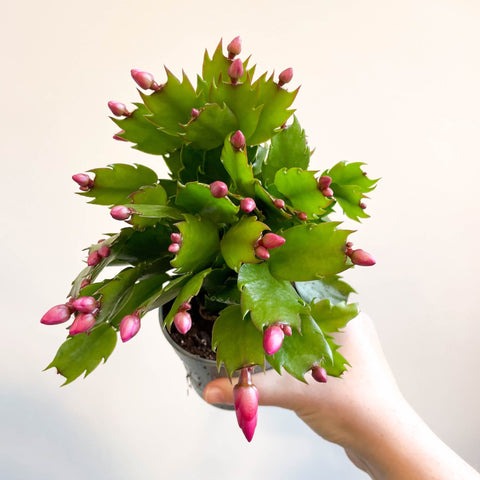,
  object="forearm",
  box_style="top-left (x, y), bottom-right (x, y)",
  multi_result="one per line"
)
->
top-left (344, 399), bottom-right (480, 480)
